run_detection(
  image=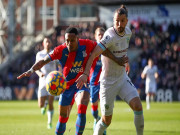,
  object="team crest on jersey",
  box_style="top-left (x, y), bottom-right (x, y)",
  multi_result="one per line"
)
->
top-left (82, 51), bottom-right (87, 57)
top-left (126, 37), bottom-right (130, 44)
top-left (101, 35), bottom-right (110, 45)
